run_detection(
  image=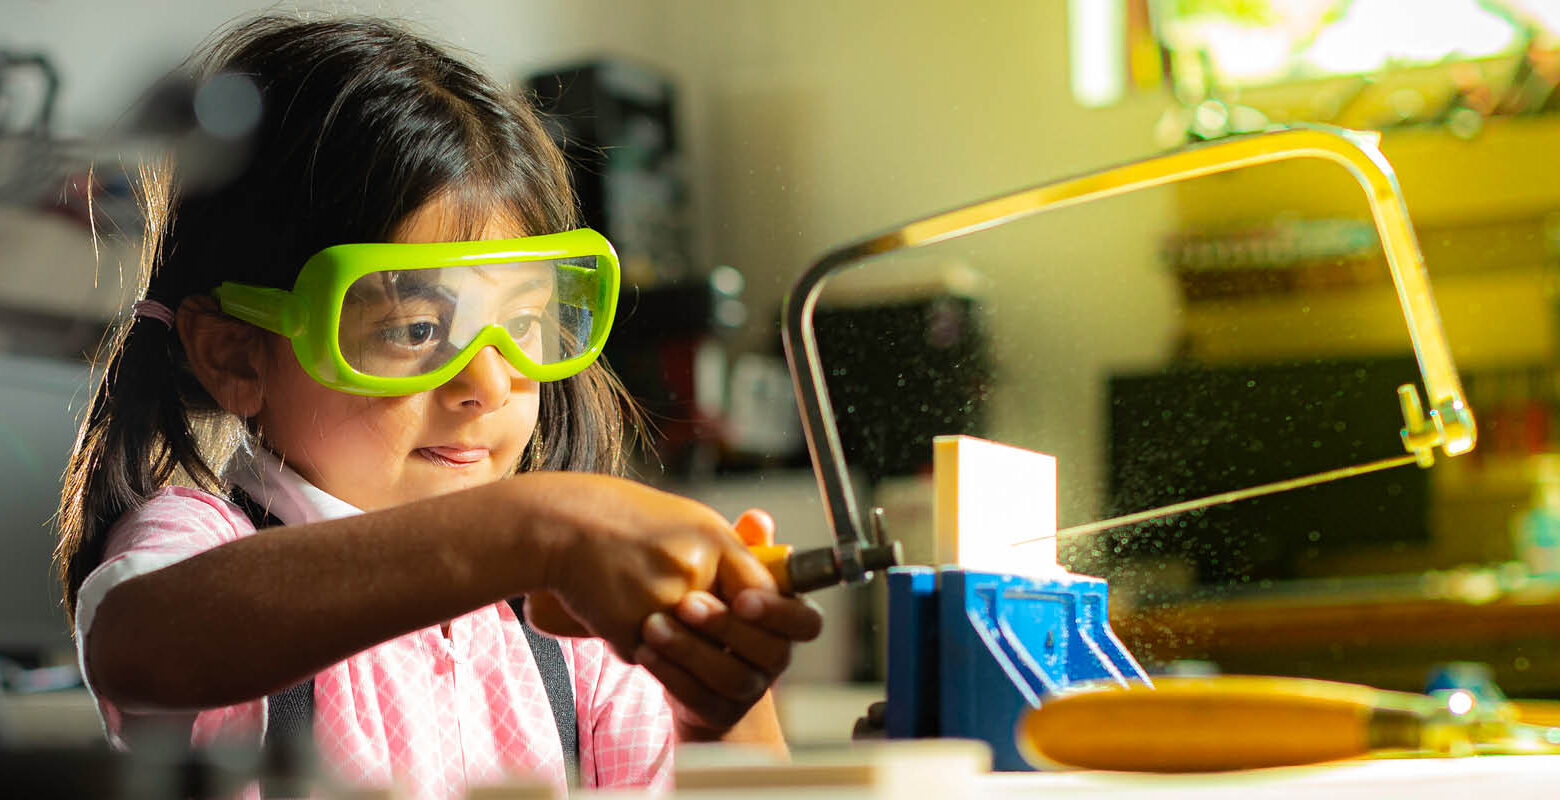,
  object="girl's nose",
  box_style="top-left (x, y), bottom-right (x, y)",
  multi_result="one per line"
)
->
top-left (438, 346), bottom-right (514, 411)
